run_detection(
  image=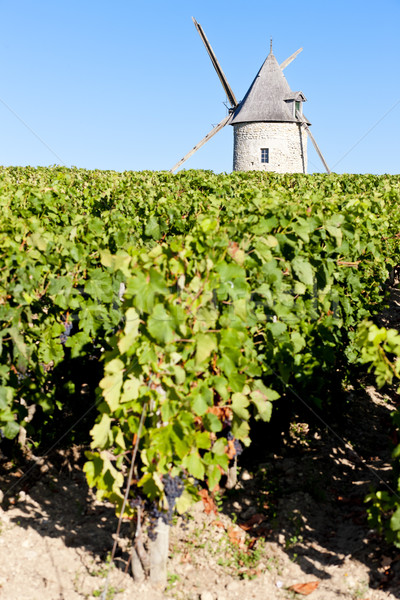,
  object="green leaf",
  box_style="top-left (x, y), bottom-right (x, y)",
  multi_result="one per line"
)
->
top-left (291, 331), bottom-right (306, 354)
top-left (202, 412), bottom-right (223, 433)
top-left (228, 371), bottom-right (246, 393)
top-left (294, 281), bottom-right (306, 295)
top-left (231, 417), bottom-right (250, 441)
top-left (47, 275), bottom-right (74, 297)
top-left (2, 420), bottom-right (19, 439)
top-left (184, 452), bottom-right (205, 479)
top-left (118, 307), bottom-right (140, 354)
top-left (83, 453), bottom-right (104, 488)
top-left (172, 364), bottom-right (186, 384)
top-left (292, 256), bottom-right (314, 286)
top-left (250, 392), bottom-right (273, 421)
top-left (231, 393), bottom-right (250, 420)
top-left (264, 234), bottom-right (279, 247)
top-left (212, 438), bottom-right (227, 455)
top-left (121, 376), bottom-right (141, 402)
top-left (176, 489), bottom-right (196, 514)
top-left (172, 427), bottom-right (191, 458)
top-left (207, 464), bottom-right (222, 491)
top-left (195, 333), bottom-right (217, 365)
top-left (84, 269), bottom-right (114, 302)
top-left (326, 224), bottom-right (343, 246)
top-left (139, 472), bottom-right (164, 500)
top-left (39, 336), bottom-right (64, 365)
top-left (191, 386), bottom-right (213, 416)
top-left (195, 431), bottom-right (211, 449)
top-left (390, 507), bottom-right (400, 531)
top-left (9, 327), bottom-right (28, 361)
top-left (90, 413), bottom-right (112, 449)
top-left (145, 216), bottom-right (160, 239)
top-left (148, 303), bottom-right (175, 344)
top-left (99, 358), bottom-right (124, 411)
top-left (0, 386), bottom-right (14, 410)
top-left (30, 232), bottom-right (48, 251)
top-left (101, 455), bottom-right (124, 494)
